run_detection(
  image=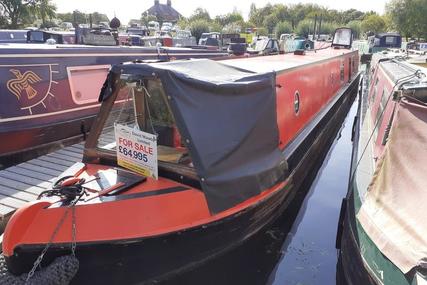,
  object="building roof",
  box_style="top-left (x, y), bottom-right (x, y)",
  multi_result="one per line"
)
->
top-left (145, 0), bottom-right (181, 22)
